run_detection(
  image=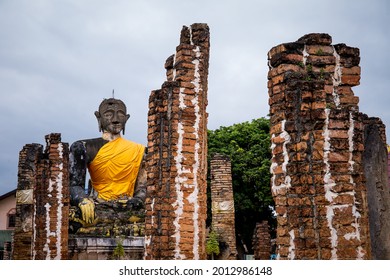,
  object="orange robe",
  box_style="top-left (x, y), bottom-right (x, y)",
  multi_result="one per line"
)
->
top-left (88, 137), bottom-right (145, 201)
